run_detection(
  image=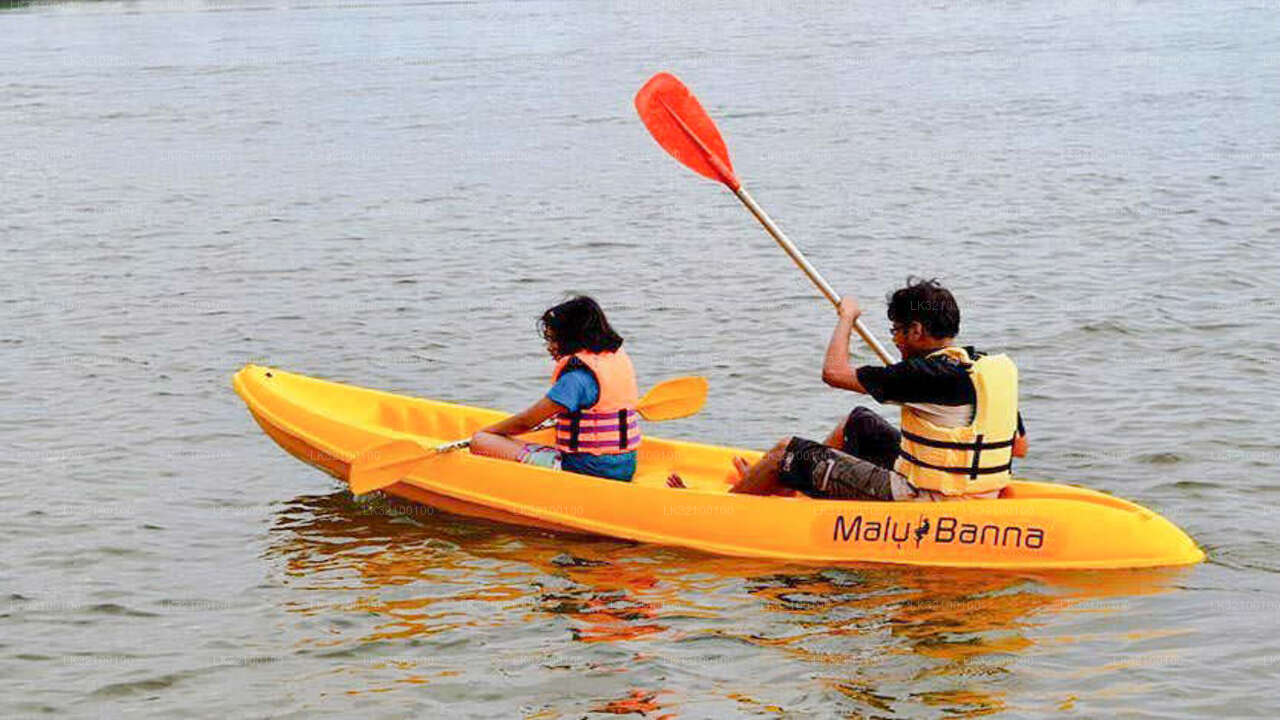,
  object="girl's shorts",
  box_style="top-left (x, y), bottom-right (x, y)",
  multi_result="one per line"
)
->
top-left (516, 443), bottom-right (563, 470)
